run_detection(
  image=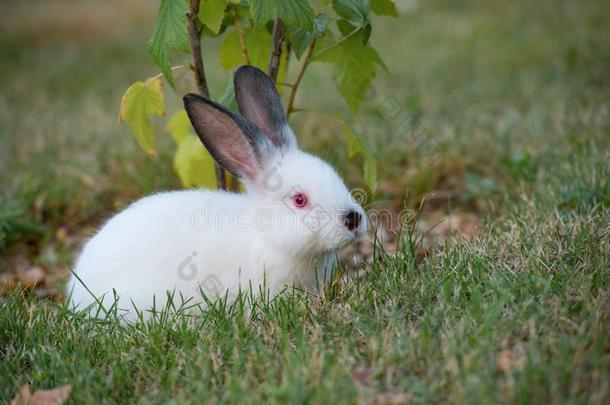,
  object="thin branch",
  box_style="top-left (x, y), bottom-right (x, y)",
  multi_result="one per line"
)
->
top-left (150, 65), bottom-right (187, 81)
top-left (187, 0), bottom-right (210, 98)
top-left (268, 17), bottom-right (285, 82)
top-left (187, 0), bottom-right (227, 190)
top-left (286, 39), bottom-right (316, 118)
top-left (234, 18), bottom-right (251, 65)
